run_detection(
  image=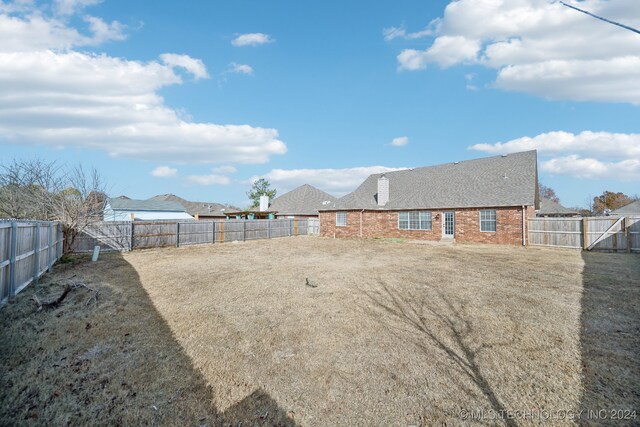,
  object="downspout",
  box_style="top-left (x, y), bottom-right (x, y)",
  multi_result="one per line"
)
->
top-left (360, 209), bottom-right (365, 239)
top-left (522, 205), bottom-right (526, 246)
